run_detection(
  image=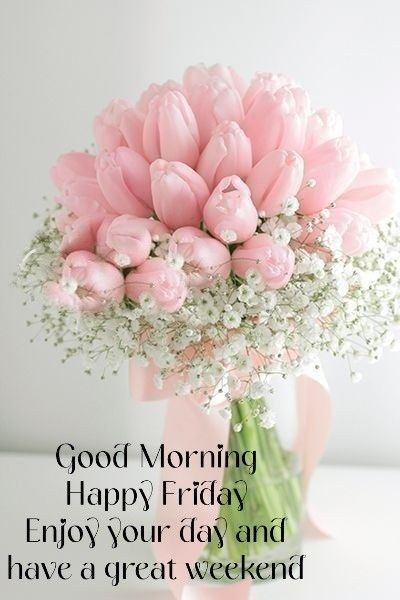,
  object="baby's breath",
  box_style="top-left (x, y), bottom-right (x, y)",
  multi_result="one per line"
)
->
top-left (15, 209), bottom-right (400, 425)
